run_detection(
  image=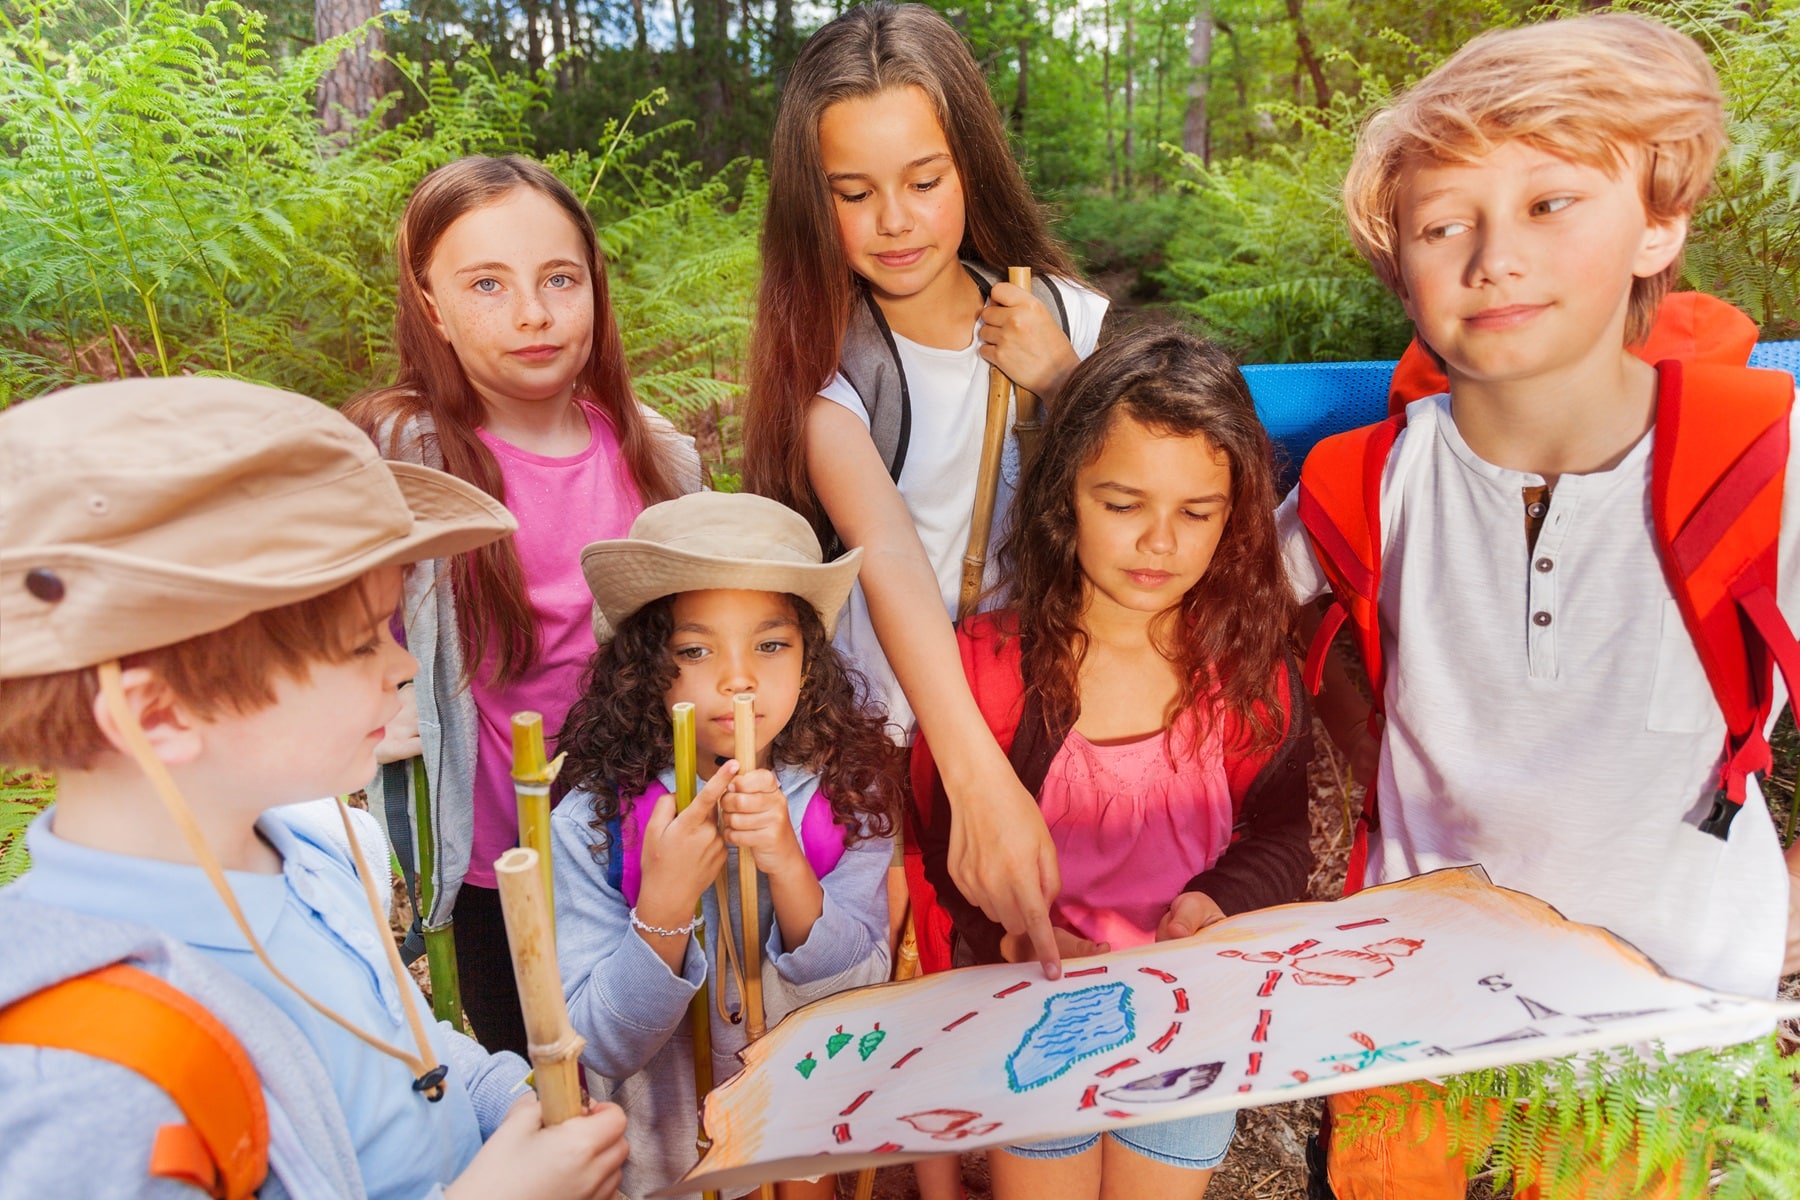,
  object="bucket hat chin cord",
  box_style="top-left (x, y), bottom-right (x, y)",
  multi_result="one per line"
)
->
top-left (95, 660), bottom-right (449, 1099)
